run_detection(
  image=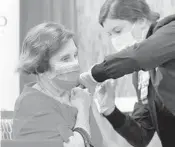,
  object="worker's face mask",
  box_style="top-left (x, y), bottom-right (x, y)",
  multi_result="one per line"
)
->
top-left (111, 23), bottom-right (146, 52)
top-left (50, 60), bottom-right (80, 91)
top-left (111, 31), bottom-right (137, 52)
